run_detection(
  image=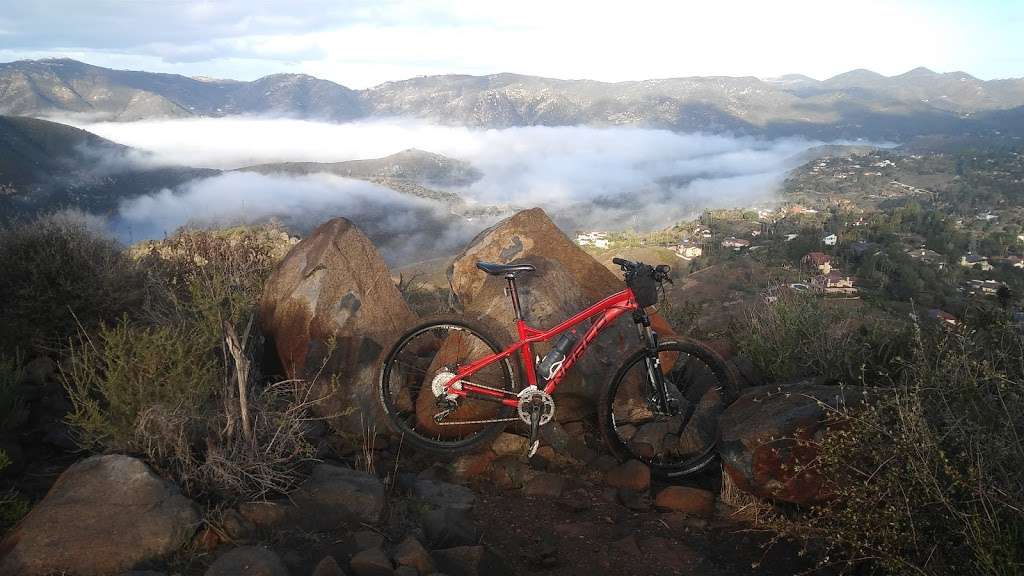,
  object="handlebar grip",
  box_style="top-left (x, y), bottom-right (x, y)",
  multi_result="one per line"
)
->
top-left (612, 257), bottom-right (634, 268)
